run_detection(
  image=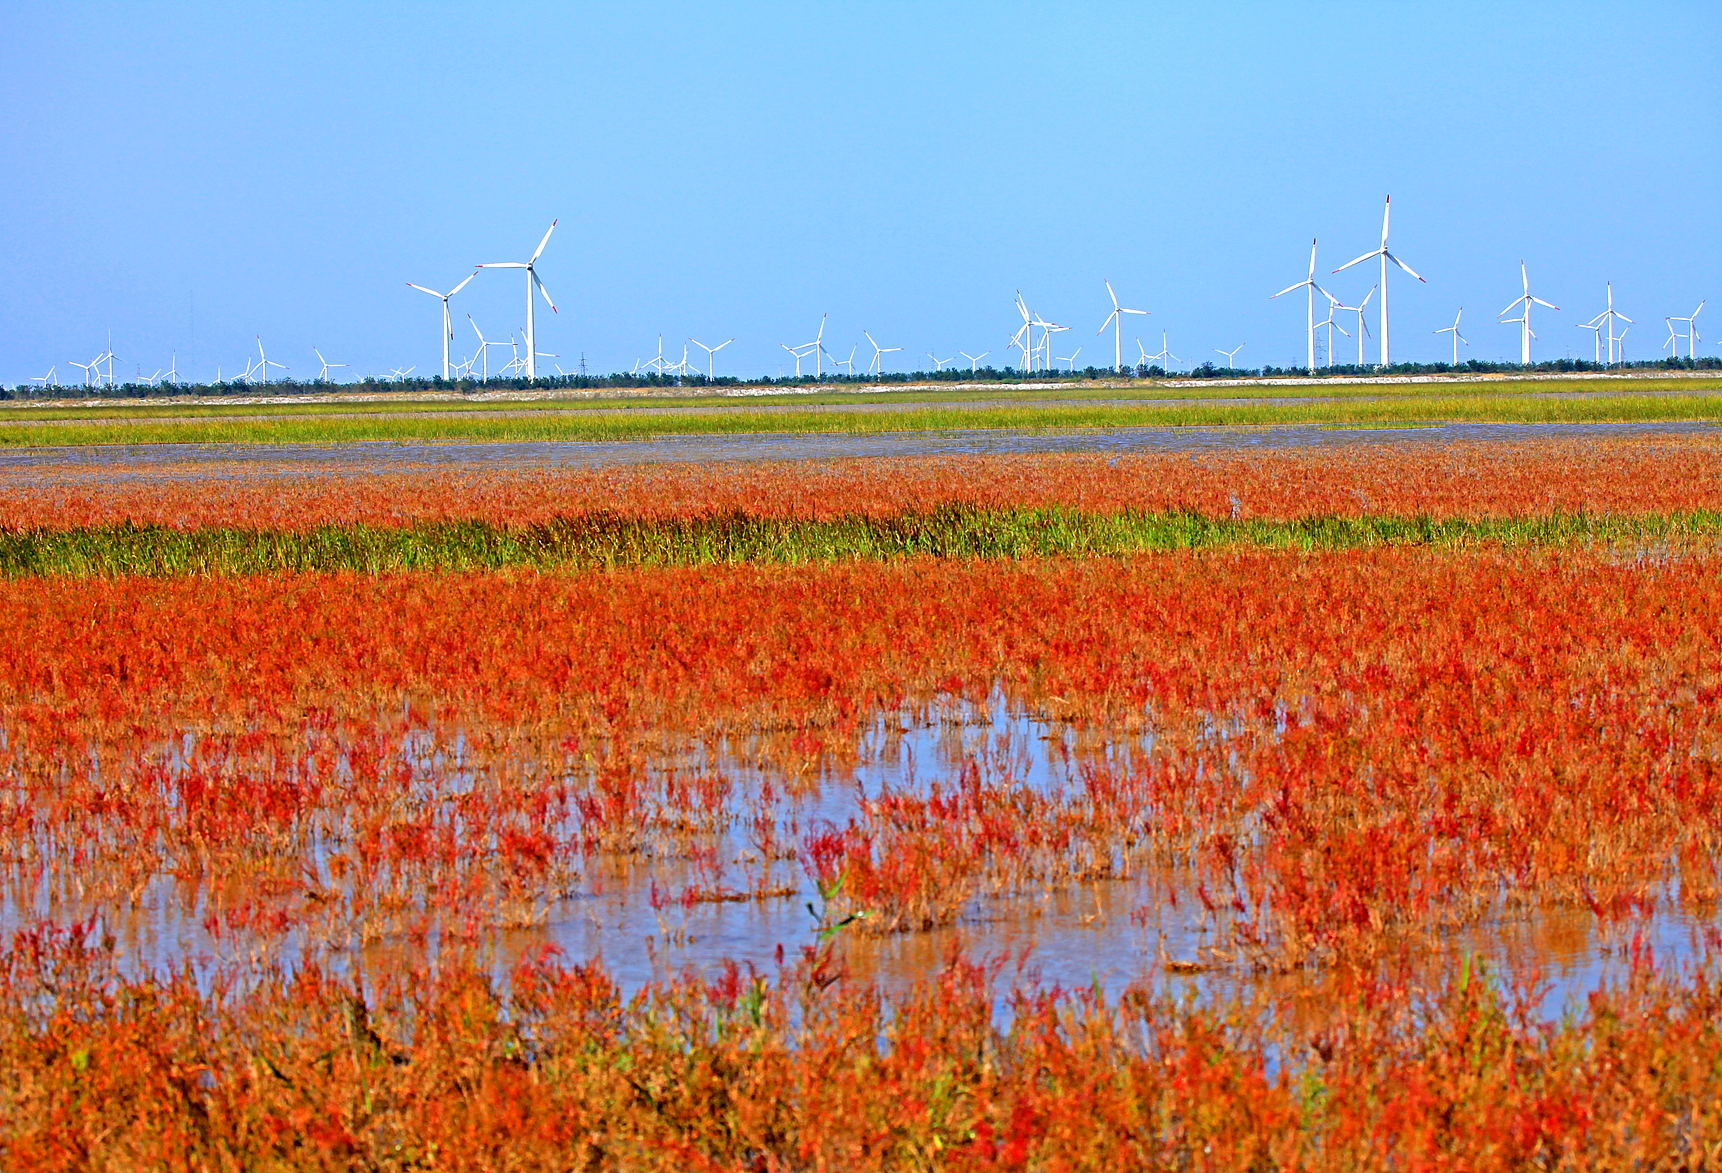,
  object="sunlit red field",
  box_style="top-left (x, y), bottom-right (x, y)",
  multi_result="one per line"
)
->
top-left (6, 438), bottom-right (1722, 1167)
top-left (10, 434), bottom-right (1722, 528)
